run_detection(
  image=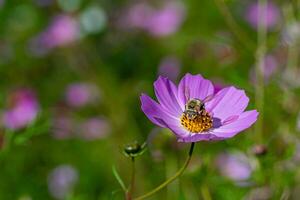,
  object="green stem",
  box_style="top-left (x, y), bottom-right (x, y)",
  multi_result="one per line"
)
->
top-left (134, 142), bottom-right (195, 200)
top-left (126, 157), bottom-right (136, 200)
top-left (283, 4), bottom-right (299, 70)
top-left (214, 0), bottom-right (255, 51)
top-left (201, 185), bottom-right (212, 200)
top-left (255, 0), bottom-right (267, 143)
